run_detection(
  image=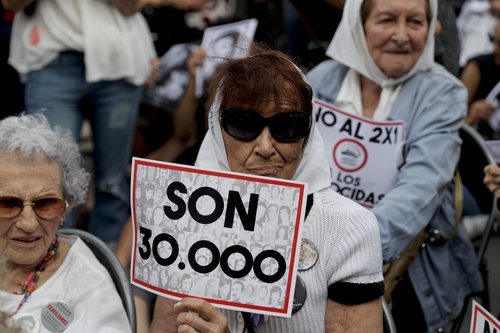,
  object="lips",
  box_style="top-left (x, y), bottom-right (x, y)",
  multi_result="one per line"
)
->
top-left (385, 48), bottom-right (411, 54)
top-left (11, 236), bottom-right (42, 247)
top-left (248, 166), bottom-right (283, 176)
